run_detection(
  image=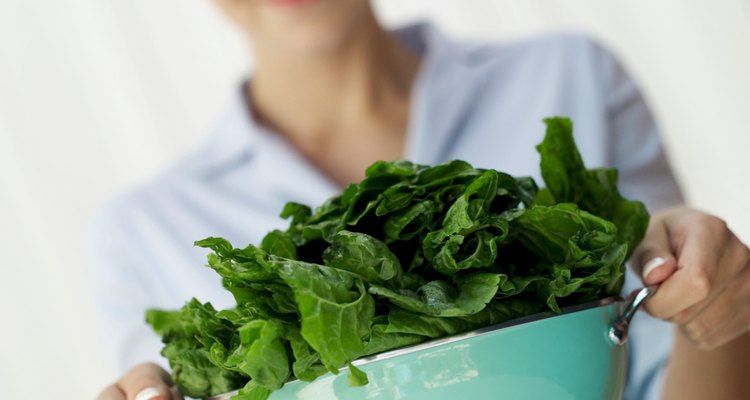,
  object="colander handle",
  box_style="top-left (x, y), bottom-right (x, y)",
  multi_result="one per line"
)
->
top-left (608, 285), bottom-right (659, 346)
